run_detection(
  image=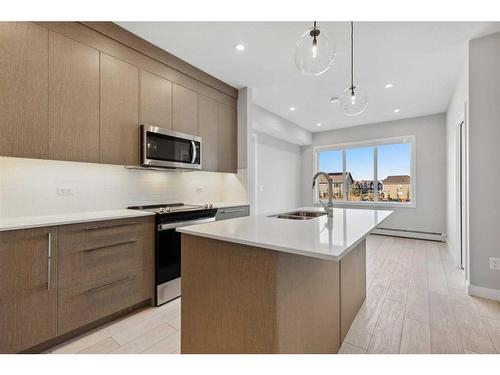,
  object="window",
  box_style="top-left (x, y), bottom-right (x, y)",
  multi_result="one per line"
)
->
top-left (378, 143), bottom-right (412, 203)
top-left (314, 136), bottom-right (415, 206)
top-left (346, 146), bottom-right (374, 201)
top-left (318, 150), bottom-right (343, 200)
